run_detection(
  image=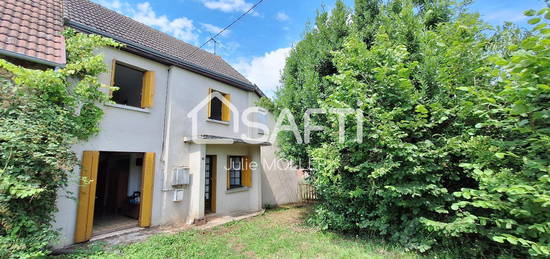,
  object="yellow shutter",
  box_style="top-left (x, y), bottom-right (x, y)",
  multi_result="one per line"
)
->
top-left (141, 71), bottom-right (156, 108)
top-left (207, 88), bottom-right (213, 118)
top-left (242, 156), bottom-right (252, 187)
top-left (139, 152), bottom-right (155, 228)
top-left (226, 156), bottom-right (231, 190)
top-left (222, 93), bottom-right (231, 121)
top-left (74, 151), bottom-right (99, 243)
